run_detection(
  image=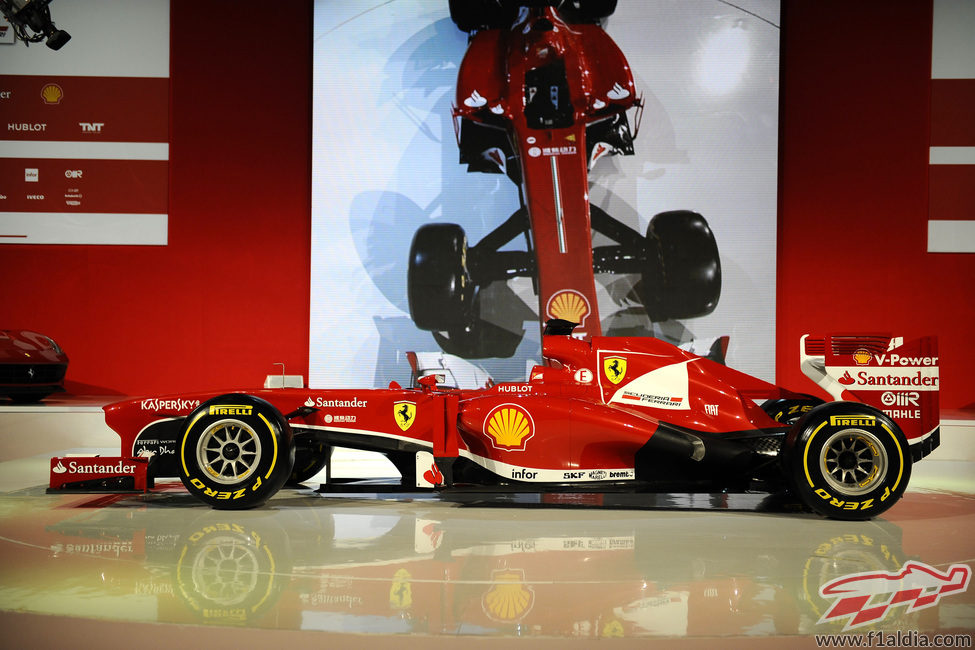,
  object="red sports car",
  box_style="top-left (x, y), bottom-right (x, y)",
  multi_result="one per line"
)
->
top-left (0, 329), bottom-right (68, 403)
